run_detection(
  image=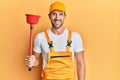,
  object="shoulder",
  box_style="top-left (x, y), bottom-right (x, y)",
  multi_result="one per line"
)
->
top-left (35, 32), bottom-right (44, 39)
top-left (35, 29), bottom-right (51, 40)
top-left (71, 30), bottom-right (82, 39)
top-left (65, 29), bottom-right (82, 38)
top-left (34, 30), bottom-right (48, 42)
